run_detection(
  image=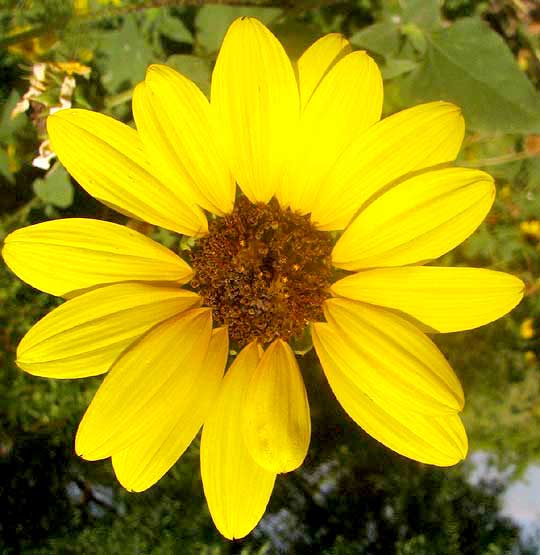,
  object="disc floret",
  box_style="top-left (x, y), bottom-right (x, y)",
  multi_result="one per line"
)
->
top-left (190, 197), bottom-right (333, 346)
